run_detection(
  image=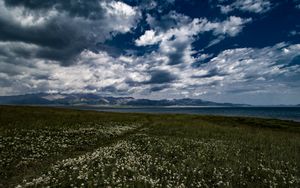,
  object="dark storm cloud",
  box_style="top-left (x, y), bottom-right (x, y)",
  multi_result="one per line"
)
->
top-left (0, 4), bottom-right (102, 65)
top-left (0, 17), bottom-right (88, 65)
top-left (0, 1), bottom-right (101, 65)
top-left (150, 85), bottom-right (169, 92)
top-left (125, 69), bottom-right (177, 86)
top-left (0, 18), bottom-right (69, 49)
top-left (0, 0), bottom-right (140, 65)
top-left (191, 68), bottom-right (228, 79)
top-left (101, 85), bottom-right (135, 96)
top-left (3, 0), bottom-right (104, 19)
top-left (100, 85), bottom-right (119, 93)
top-left (145, 70), bottom-right (176, 84)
